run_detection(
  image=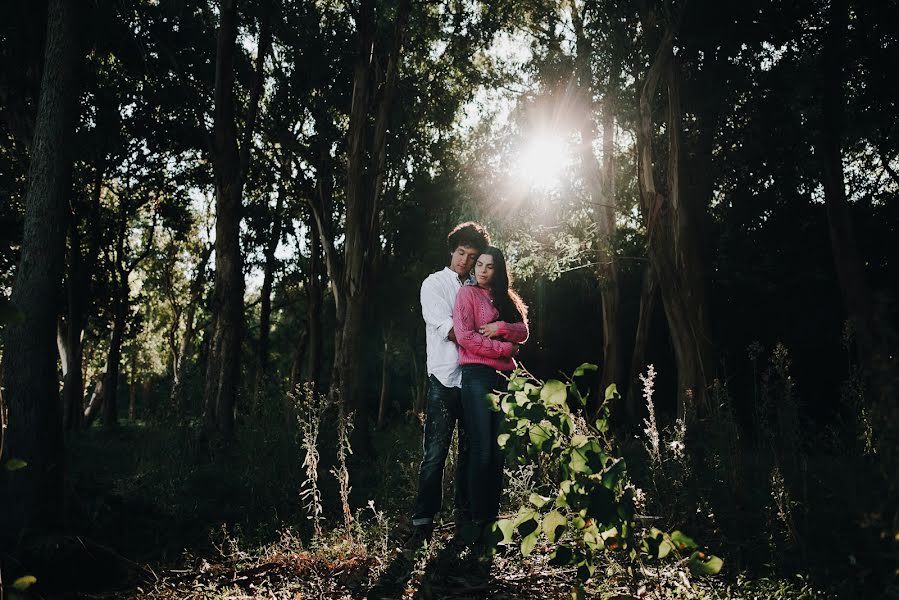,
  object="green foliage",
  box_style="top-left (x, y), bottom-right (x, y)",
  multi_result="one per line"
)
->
top-left (492, 364), bottom-right (722, 580)
top-left (4, 458), bottom-right (27, 471)
top-left (12, 575), bottom-right (37, 590)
